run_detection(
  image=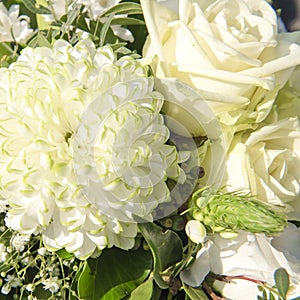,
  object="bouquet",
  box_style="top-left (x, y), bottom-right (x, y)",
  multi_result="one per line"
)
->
top-left (0, 0), bottom-right (299, 299)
